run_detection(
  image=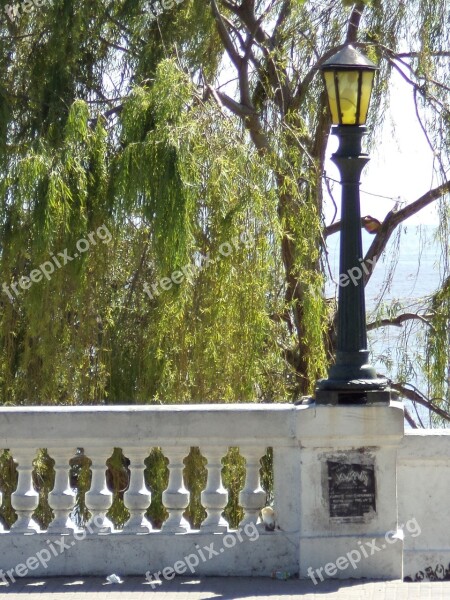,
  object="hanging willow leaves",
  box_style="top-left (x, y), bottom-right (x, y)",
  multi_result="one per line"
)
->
top-left (0, 0), bottom-right (447, 419)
